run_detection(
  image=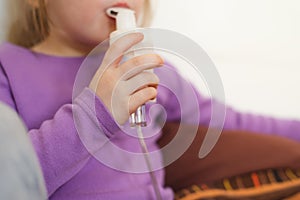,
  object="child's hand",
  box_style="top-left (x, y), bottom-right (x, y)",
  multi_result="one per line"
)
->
top-left (89, 32), bottom-right (163, 125)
